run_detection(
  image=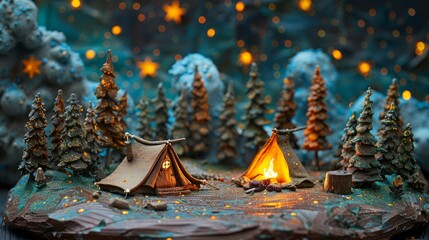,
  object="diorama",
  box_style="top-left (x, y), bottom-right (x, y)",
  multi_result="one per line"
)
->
top-left (1, 0), bottom-right (429, 239)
